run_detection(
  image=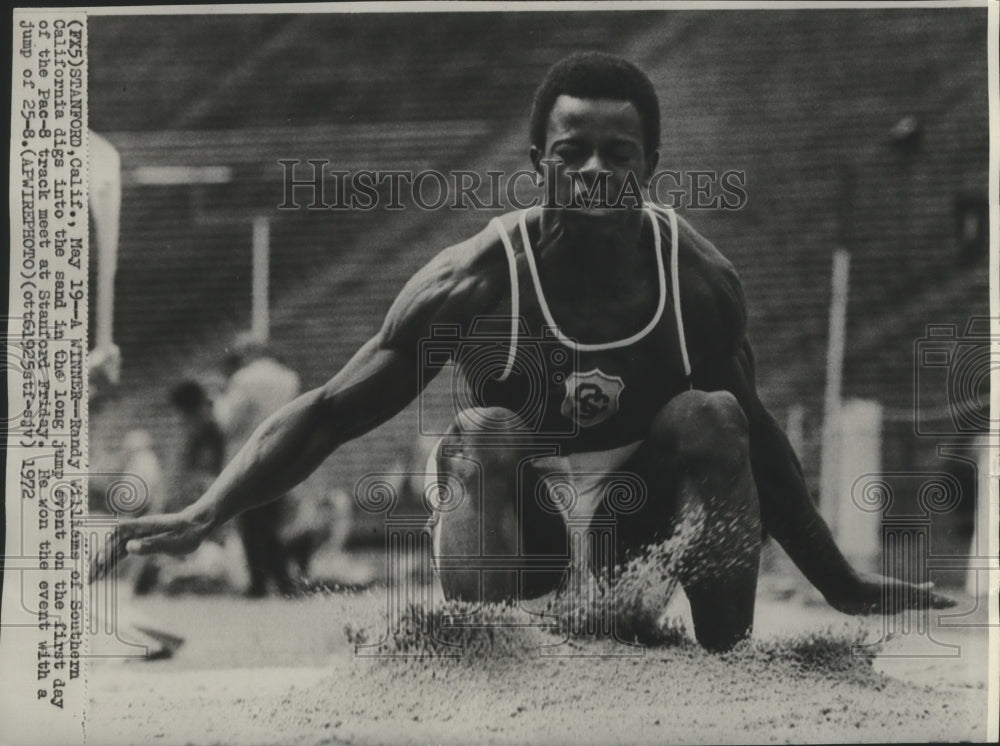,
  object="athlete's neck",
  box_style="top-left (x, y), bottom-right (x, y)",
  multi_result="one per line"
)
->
top-left (536, 206), bottom-right (646, 274)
